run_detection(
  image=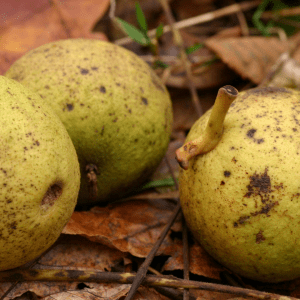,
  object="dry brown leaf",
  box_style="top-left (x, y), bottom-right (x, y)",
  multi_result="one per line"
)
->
top-left (43, 284), bottom-right (169, 300)
top-left (63, 200), bottom-right (181, 258)
top-left (0, 235), bottom-right (129, 299)
top-left (205, 36), bottom-right (291, 84)
top-left (0, 0), bottom-right (109, 74)
top-left (162, 240), bottom-right (223, 280)
top-left (43, 283), bottom-right (130, 300)
top-left (39, 235), bottom-right (127, 271)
